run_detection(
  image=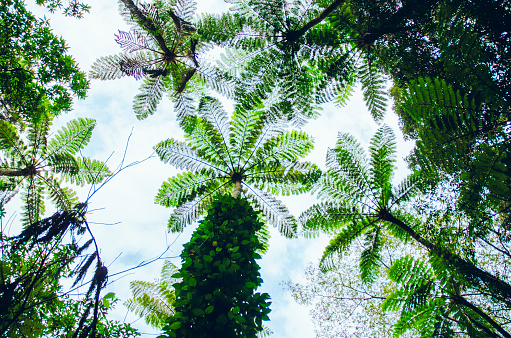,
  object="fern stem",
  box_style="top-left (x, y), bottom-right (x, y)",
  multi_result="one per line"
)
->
top-left (119, 0), bottom-right (173, 56)
top-left (232, 180), bottom-right (242, 198)
top-left (285, 0), bottom-right (345, 43)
